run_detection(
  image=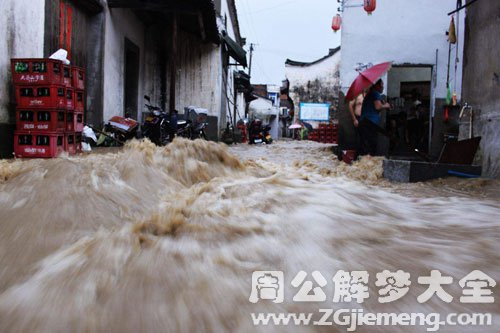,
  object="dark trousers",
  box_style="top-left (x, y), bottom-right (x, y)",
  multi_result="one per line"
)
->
top-left (358, 119), bottom-right (379, 156)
